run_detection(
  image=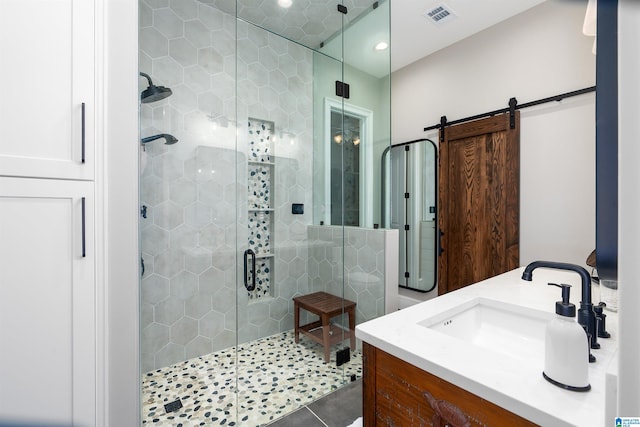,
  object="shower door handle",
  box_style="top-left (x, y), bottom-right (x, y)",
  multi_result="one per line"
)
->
top-left (243, 249), bottom-right (256, 291)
